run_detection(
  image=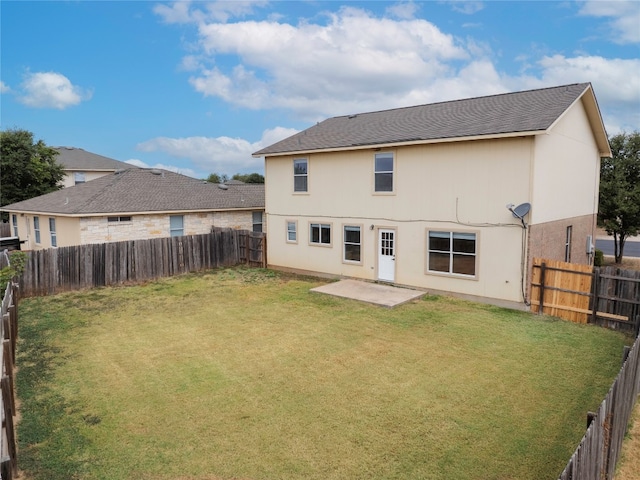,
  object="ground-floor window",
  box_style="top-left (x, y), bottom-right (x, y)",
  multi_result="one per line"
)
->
top-left (310, 223), bottom-right (331, 246)
top-left (286, 220), bottom-right (297, 243)
top-left (49, 218), bottom-right (57, 247)
top-left (252, 212), bottom-right (263, 233)
top-left (427, 230), bottom-right (476, 276)
top-left (11, 214), bottom-right (18, 237)
top-left (343, 225), bottom-right (362, 263)
top-left (170, 215), bottom-right (184, 237)
top-left (34, 216), bottom-right (41, 244)
top-left (108, 216), bottom-right (132, 223)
